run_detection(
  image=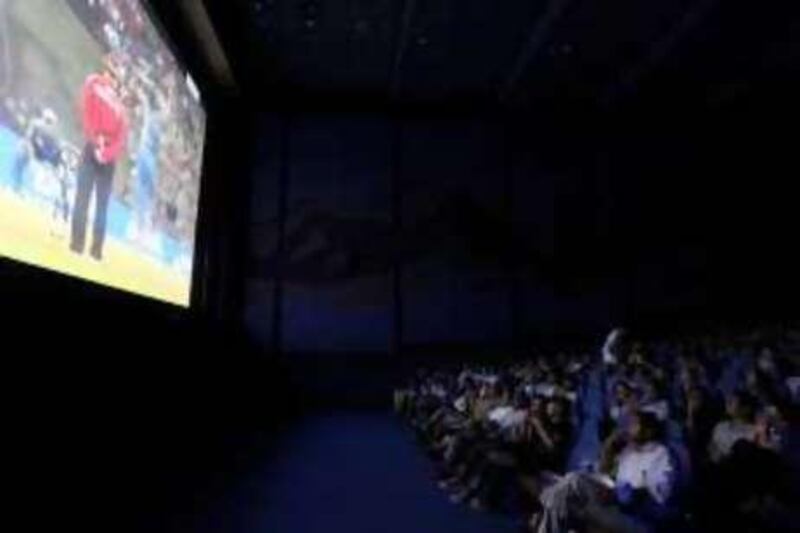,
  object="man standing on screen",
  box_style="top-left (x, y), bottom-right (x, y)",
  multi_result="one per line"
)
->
top-left (70, 54), bottom-right (130, 260)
